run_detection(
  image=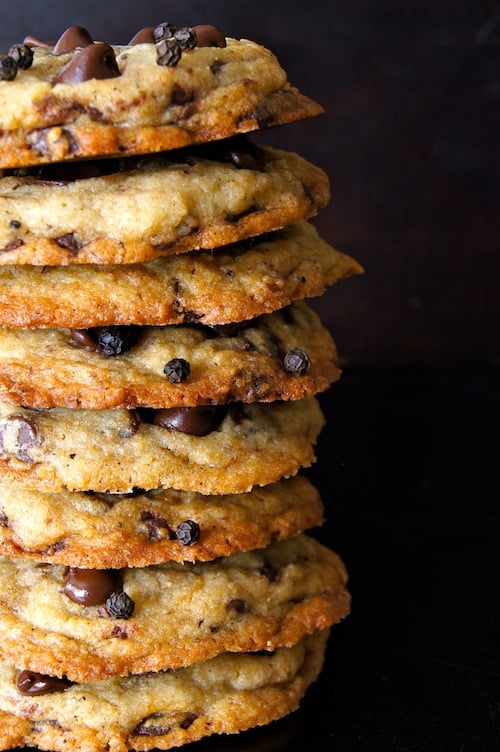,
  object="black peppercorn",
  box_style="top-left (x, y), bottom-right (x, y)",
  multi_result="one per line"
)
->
top-left (174, 27), bottom-right (197, 50)
top-left (8, 44), bottom-right (34, 70)
top-left (156, 36), bottom-right (182, 67)
top-left (96, 326), bottom-right (134, 356)
top-left (105, 590), bottom-right (135, 619)
top-left (153, 22), bottom-right (177, 43)
top-left (176, 519), bottom-right (200, 546)
top-left (0, 55), bottom-right (17, 81)
top-left (283, 348), bottom-right (310, 375)
top-left (163, 357), bottom-right (191, 383)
